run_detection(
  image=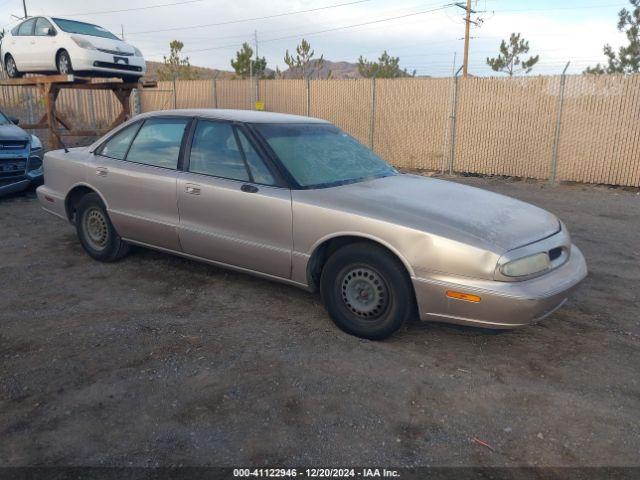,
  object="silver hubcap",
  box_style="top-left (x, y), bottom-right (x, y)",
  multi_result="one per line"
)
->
top-left (341, 267), bottom-right (388, 318)
top-left (59, 55), bottom-right (69, 73)
top-left (84, 208), bottom-right (108, 250)
top-left (7, 58), bottom-right (16, 75)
